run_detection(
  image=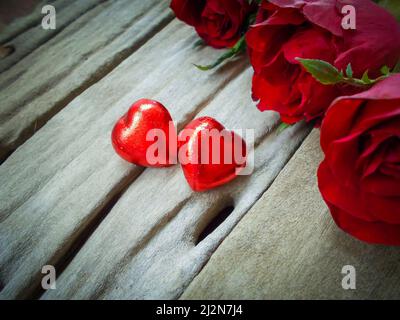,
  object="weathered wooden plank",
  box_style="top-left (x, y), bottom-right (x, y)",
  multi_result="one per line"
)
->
top-left (0, 0), bottom-right (69, 44)
top-left (0, 20), bottom-right (257, 299)
top-left (0, 0), bottom-right (173, 161)
top-left (181, 130), bottom-right (400, 300)
top-left (41, 66), bottom-right (310, 300)
top-left (0, 0), bottom-right (104, 73)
